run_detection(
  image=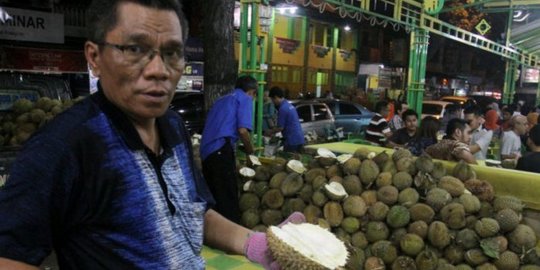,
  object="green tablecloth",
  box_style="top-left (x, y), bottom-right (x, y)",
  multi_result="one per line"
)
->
top-left (203, 246), bottom-right (263, 270)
